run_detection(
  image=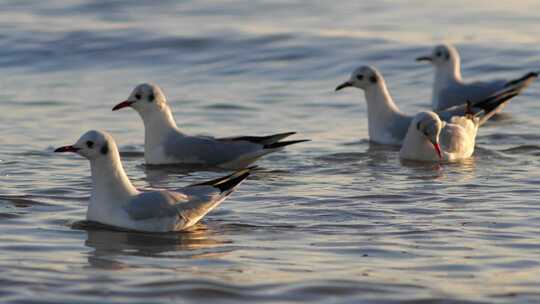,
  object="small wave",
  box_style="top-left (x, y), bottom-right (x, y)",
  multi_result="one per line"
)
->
top-left (23, 100), bottom-right (65, 107)
top-left (0, 212), bottom-right (20, 219)
top-left (483, 133), bottom-right (540, 141)
top-left (315, 152), bottom-right (368, 163)
top-left (3, 99), bottom-right (66, 107)
top-left (220, 223), bottom-right (298, 230)
top-left (300, 102), bottom-right (356, 109)
top-left (0, 195), bottom-right (50, 207)
top-left (342, 139), bottom-right (372, 146)
top-left (499, 145), bottom-right (540, 154)
top-left (123, 279), bottom-right (429, 303)
top-left (204, 103), bottom-right (256, 111)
